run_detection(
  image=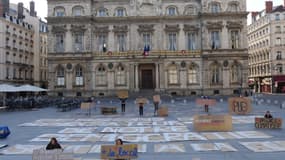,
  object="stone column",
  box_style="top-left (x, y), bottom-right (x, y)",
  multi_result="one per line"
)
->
top-left (155, 63), bottom-right (160, 91)
top-left (135, 64), bottom-right (139, 91)
top-left (66, 29), bottom-right (72, 52)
